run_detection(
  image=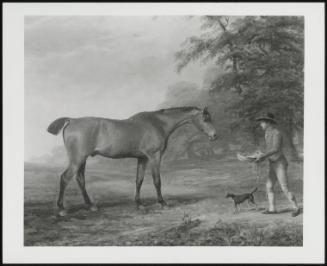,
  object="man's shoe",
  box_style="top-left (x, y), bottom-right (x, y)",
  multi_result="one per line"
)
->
top-left (291, 208), bottom-right (301, 217)
top-left (262, 210), bottom-right (277, 214)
